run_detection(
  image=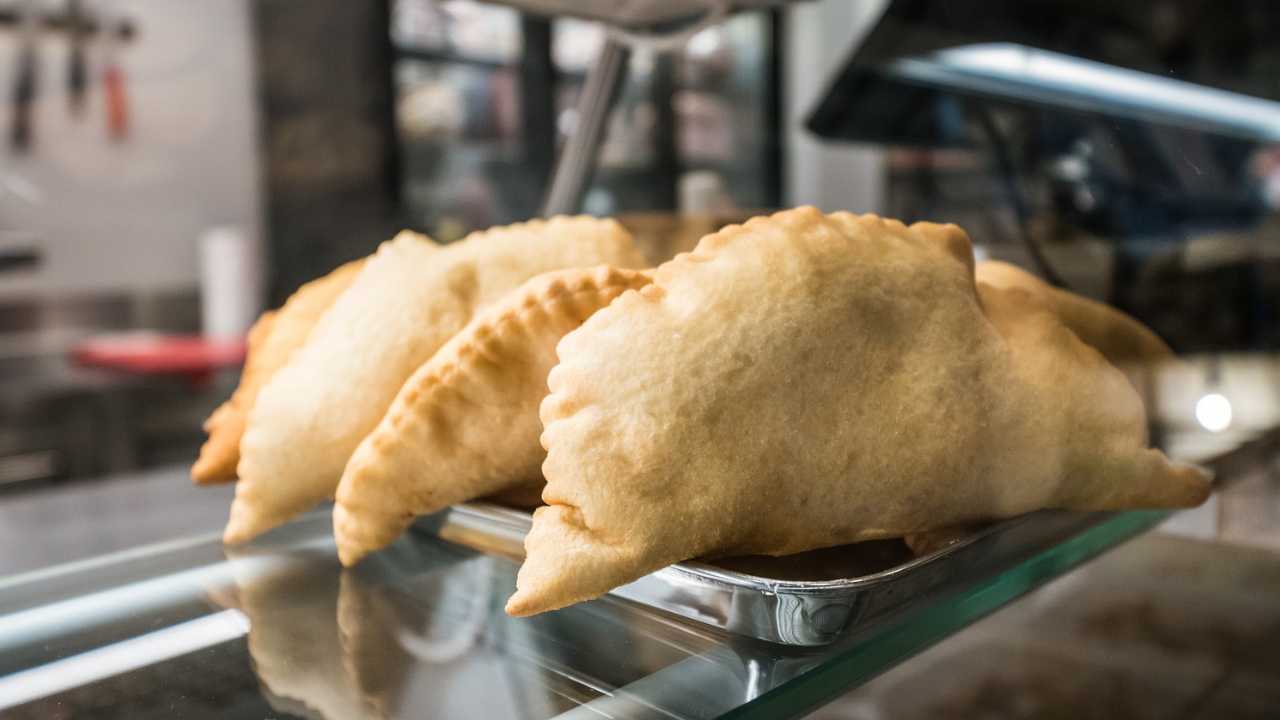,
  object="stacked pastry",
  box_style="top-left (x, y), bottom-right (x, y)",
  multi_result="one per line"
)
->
top-left (196, 216), bottom-right (647, 544)
top-left (195, 208), bottom-right (1210, 617)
